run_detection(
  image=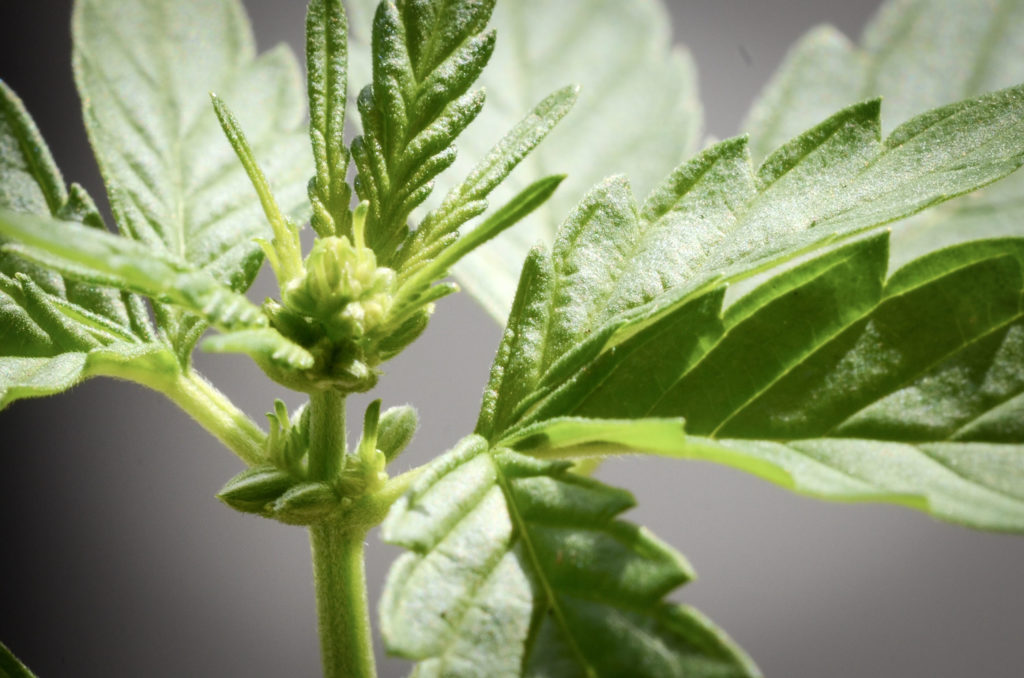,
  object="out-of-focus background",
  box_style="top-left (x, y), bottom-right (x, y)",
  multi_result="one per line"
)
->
top-left (2, 1), bottom-right (1023, 676)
